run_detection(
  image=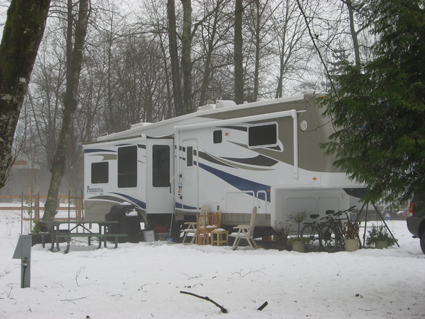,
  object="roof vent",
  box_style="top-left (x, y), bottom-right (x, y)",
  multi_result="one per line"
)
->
top-left (216, 100), bottom-right (236, 108)
top-left (130, 122), bottom-right (152, 129)
top-left (197, 104), bottom-right (216, 111)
